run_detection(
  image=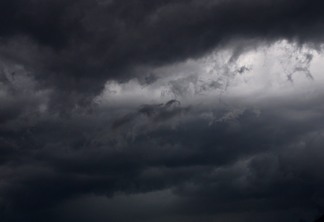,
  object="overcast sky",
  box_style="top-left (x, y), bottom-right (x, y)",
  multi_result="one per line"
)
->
top-left (1, 1), bottom-right (324, 222)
